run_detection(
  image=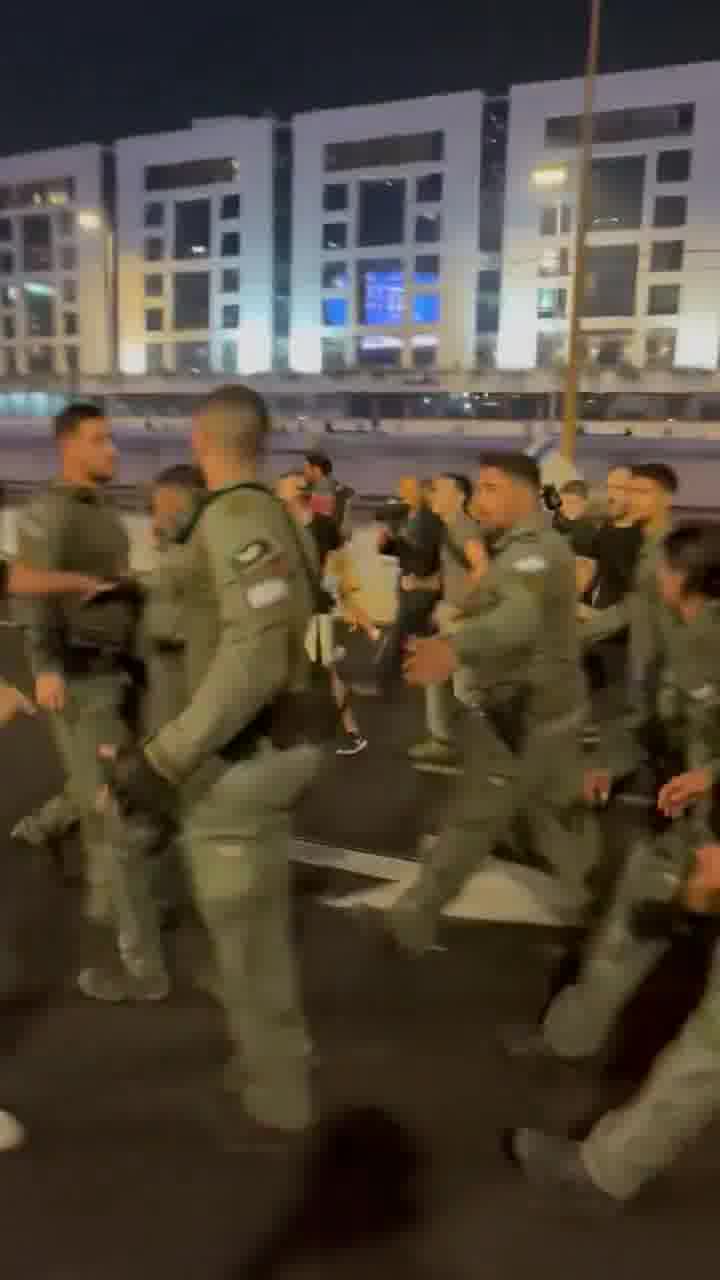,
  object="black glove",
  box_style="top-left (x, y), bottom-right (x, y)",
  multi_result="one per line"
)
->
top-left (101, 745), bottom-right (176, 824)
